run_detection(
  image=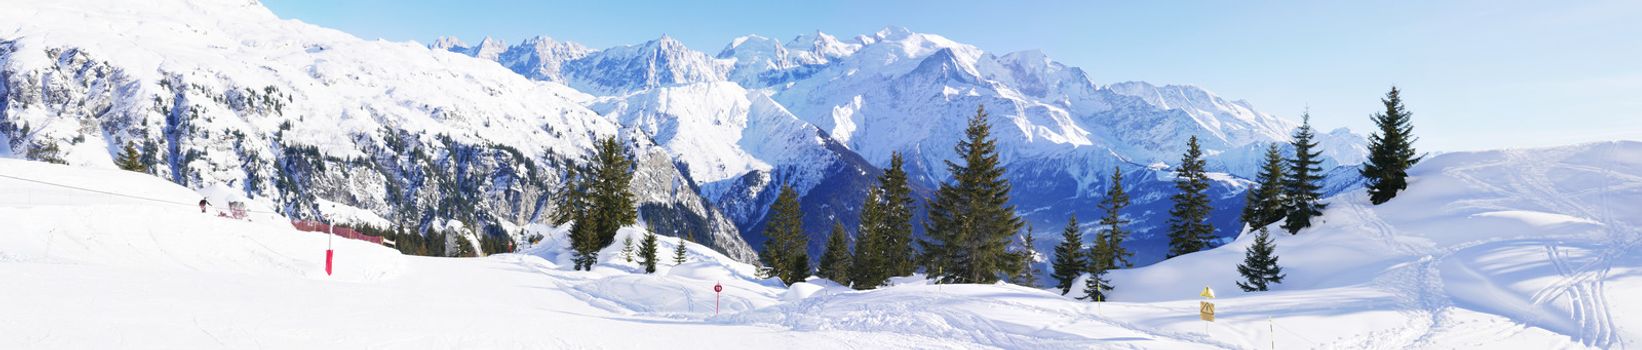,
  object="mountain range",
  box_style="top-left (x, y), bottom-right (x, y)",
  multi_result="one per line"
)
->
top-left (1, 0), bottom-right (1365, 266)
